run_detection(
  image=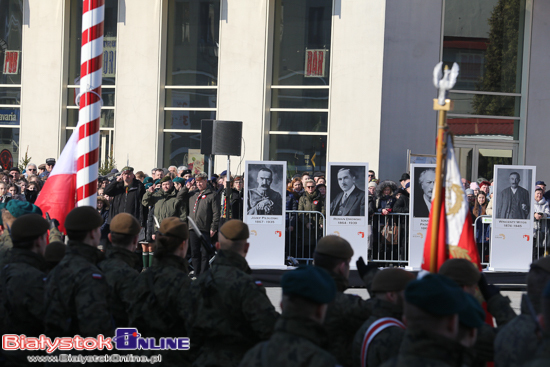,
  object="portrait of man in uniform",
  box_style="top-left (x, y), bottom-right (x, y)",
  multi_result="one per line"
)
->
top-left (496, 170), bottom-right (531, 220)
top-left (247, 166), bottom-right (283, 216)
top-left (329, 166), bottom-right (366, 217)
top-left (413, 167), bottom-right (435, 218)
